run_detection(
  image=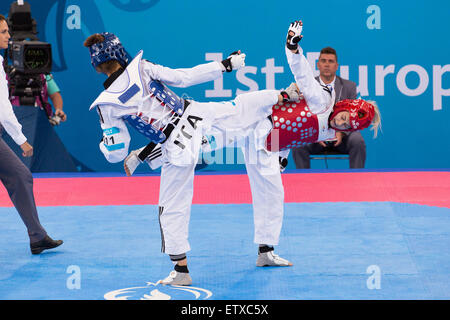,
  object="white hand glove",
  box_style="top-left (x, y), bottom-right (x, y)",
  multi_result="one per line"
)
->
top-left (281, 83), bottom-right (300, 102)
top-left (286, 20), bottom-right (303, 50)
top-left (229, 52), bottom-right (246, 70)
top-left (221, 50), bottom-right (246, 72)
top-left (124, 145), bottom-right (164, 175)
top-left (124, 148), bottom-right (144, 176)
